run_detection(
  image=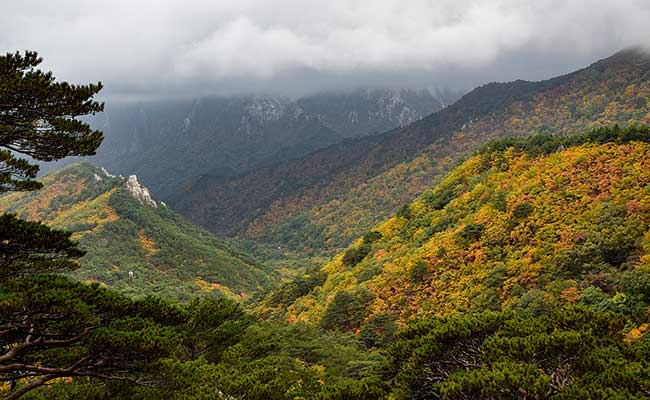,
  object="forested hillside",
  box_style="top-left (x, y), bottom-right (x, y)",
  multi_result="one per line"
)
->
top-left (173, 49), bottom-right (650, 253)
top-left (259, 126), bottom-right (650, 341)
top-left (23, 126), bottom-right (650, 400)
top-left (0, 163), bottom-right (273, 300)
